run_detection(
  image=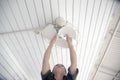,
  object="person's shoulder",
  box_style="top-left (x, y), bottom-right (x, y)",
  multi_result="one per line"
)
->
top-left (66, 67), bottom-right (79, 80)
top-left (41, 70), bottom-right (54, 80)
